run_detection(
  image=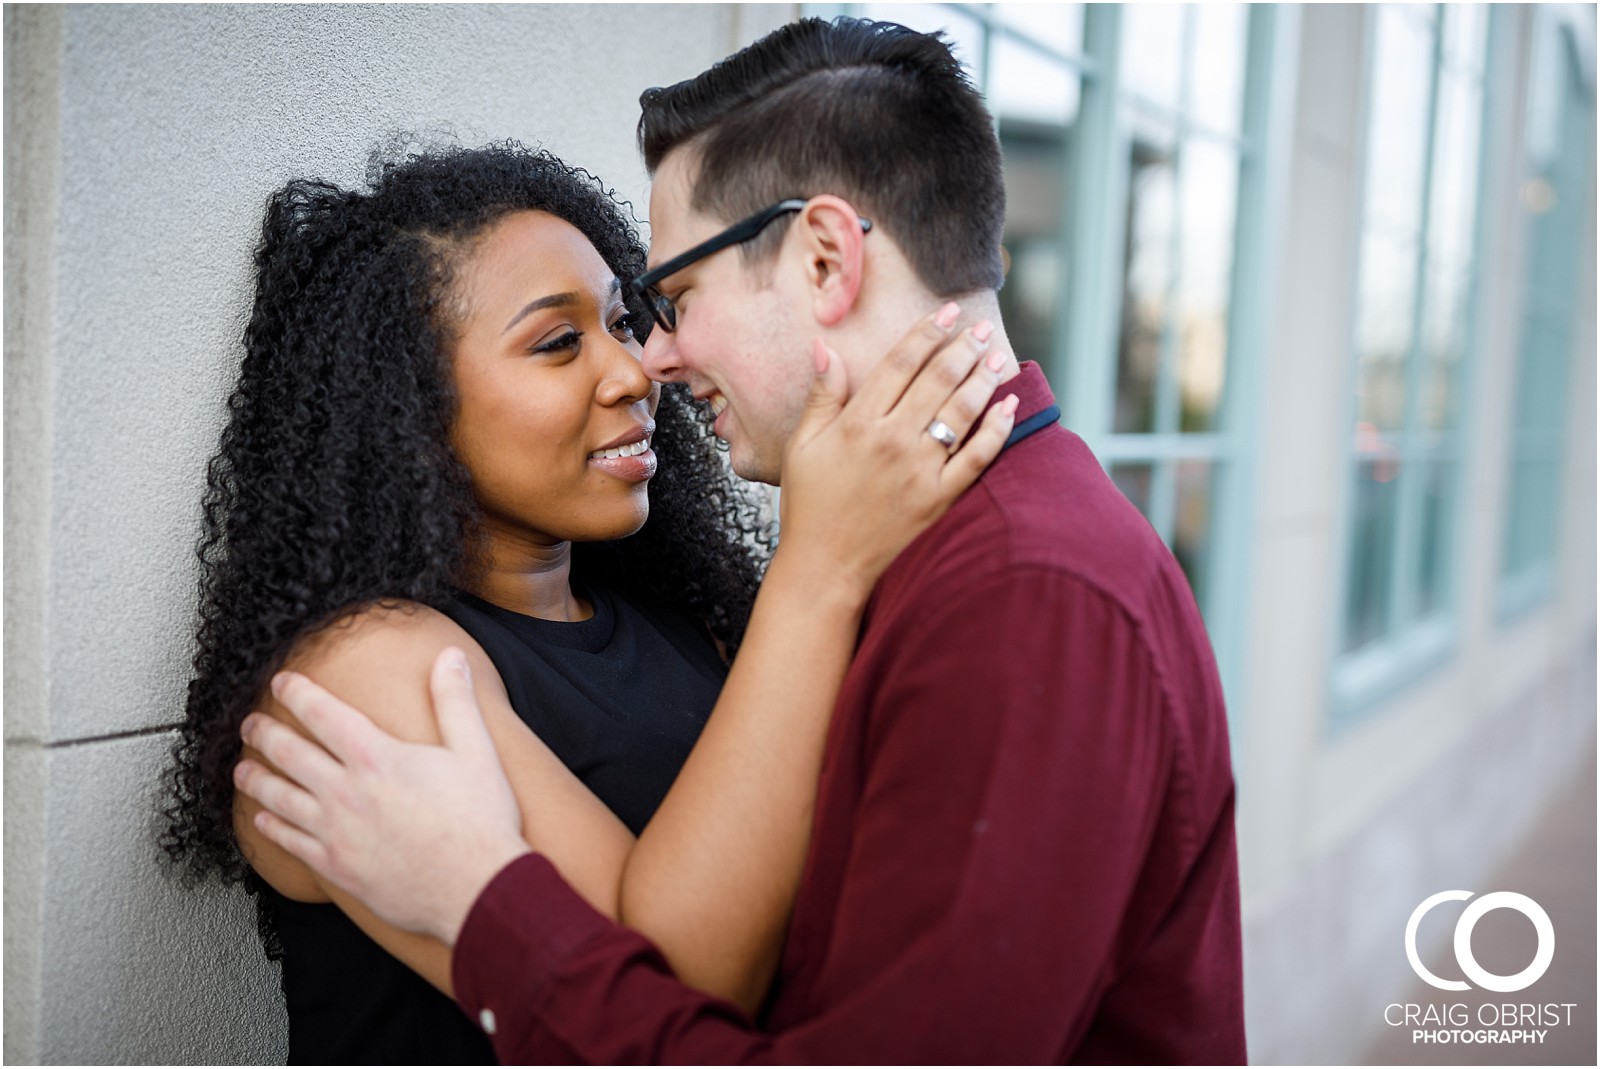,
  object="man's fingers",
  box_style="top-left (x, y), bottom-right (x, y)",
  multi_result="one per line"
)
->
top-left (234, 757), bottom-right (325, 831)
top-left (847, 301), bottom-right (962, 416)
top-left (940, 394), bottom-right (1019, 495)
top-left (271, 671), bottom-right (392, 768)
top-left (241, 712), bottom-right (349, 796)
top-left (252, 808), bottom-right (333, 876)
top-left (430, 647), bottom-right (498, 762)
